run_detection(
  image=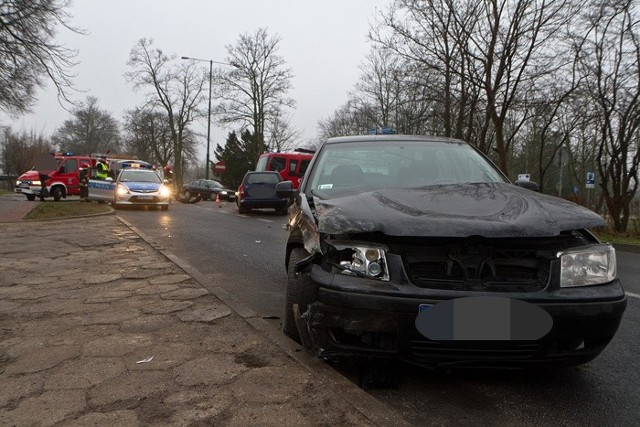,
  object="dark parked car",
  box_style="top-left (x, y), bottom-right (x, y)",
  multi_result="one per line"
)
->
top-left (179, 179), bottom-right (236, 203)
top-left (236, 171), bottom-right (288, 214)
top-left (276, 135), bottom-right (626, 368)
